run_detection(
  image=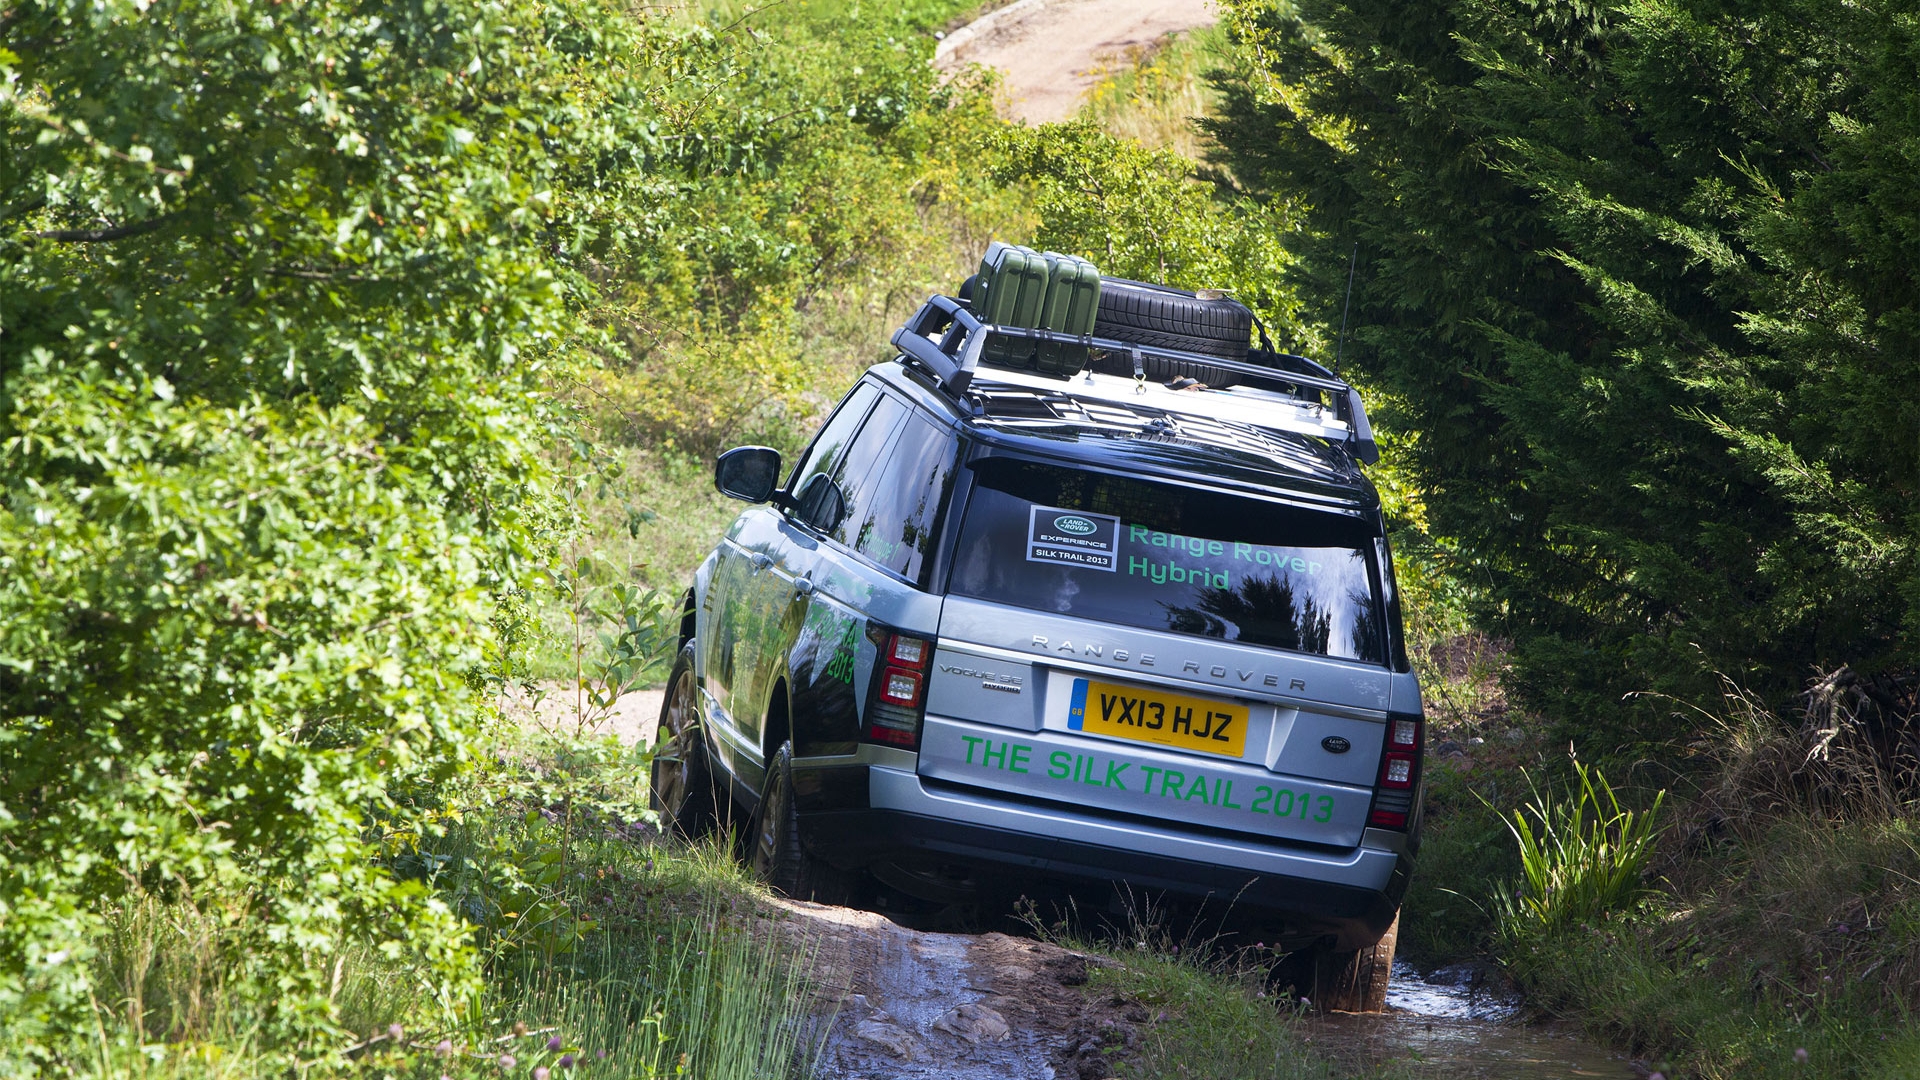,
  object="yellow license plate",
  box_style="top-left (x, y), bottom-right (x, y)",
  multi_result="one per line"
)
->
top-left (1067, 678), bottom-right (1247, 758)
